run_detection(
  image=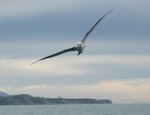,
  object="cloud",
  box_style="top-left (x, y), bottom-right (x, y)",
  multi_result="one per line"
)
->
top-left (1, 0), bottom-right (149, 20)
top-left (0, 0), bottom-right (109, 20)
top-left (1, 54), bottom-right (150, 76)
top-left (0, 54), bottom-right (150, 87)
top-left (0, 0), bottom-right (149, 42)
top-left (0, 0), bottom-right (75, 20)
top-left (0, 58), bottom-right (86, 77)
